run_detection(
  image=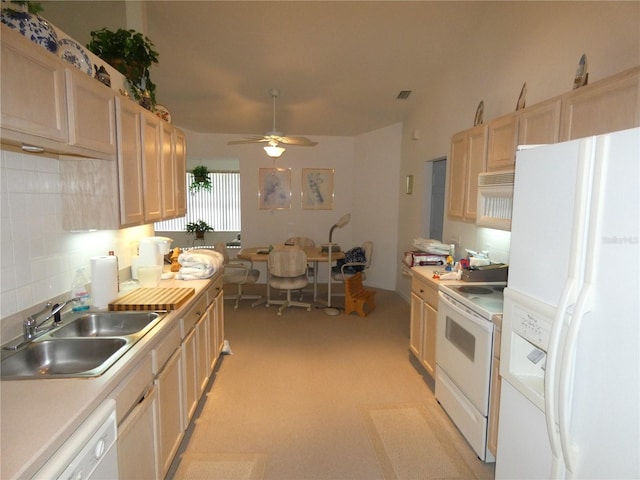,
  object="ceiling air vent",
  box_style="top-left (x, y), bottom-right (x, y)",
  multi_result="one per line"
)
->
top-left (397, 90), bottom-right (412, 100)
